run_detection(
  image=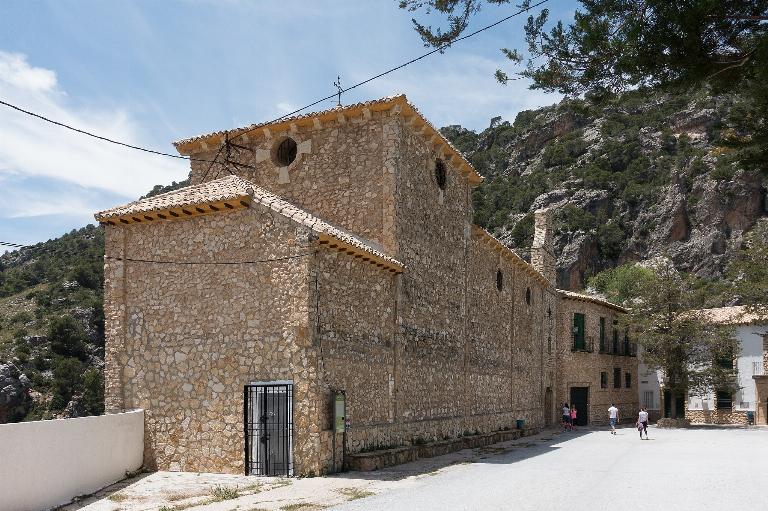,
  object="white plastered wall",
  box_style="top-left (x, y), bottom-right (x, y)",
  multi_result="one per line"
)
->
top-left (0, 410), bottom-right (144, 511)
